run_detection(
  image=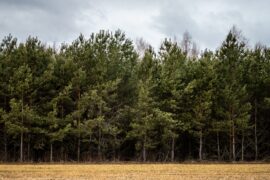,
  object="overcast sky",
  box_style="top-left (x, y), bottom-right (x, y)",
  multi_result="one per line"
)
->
top-left (0, 0), bottom-right (269, 51)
